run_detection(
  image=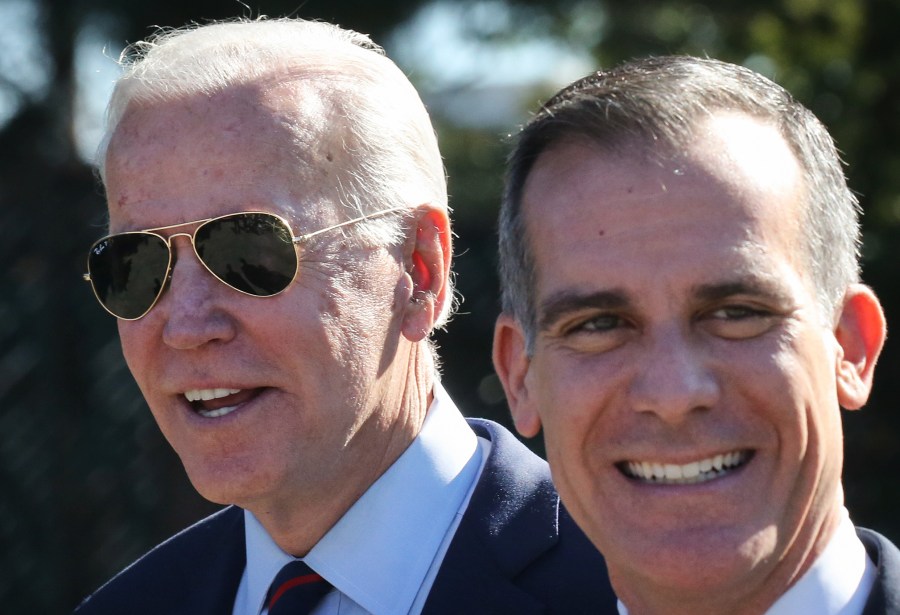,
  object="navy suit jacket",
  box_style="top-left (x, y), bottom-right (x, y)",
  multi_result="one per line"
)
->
top-left (859, 527), bottom-right (900, 615)
top-left (74, 418), bottom-right (617, 614)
